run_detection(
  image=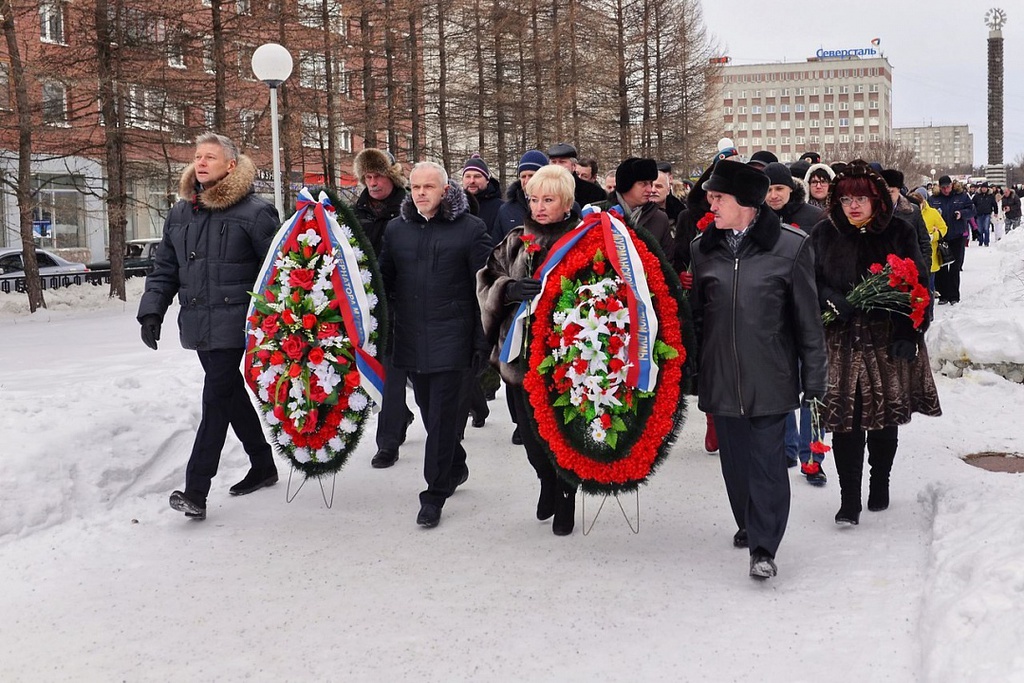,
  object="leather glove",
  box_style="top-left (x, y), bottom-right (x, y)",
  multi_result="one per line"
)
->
top-left (472, 349), bottom-right (490, 377)
top-left (140, 315), bottom-right (162, 350)
top-left (889, 340), bottom-right (919, 361)
top-left (678, 271), bottom-right (693, 290)
top-left (823, 291), bottom-right (856, 323)
top-left (505, 278), bottom-right (542, 303)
